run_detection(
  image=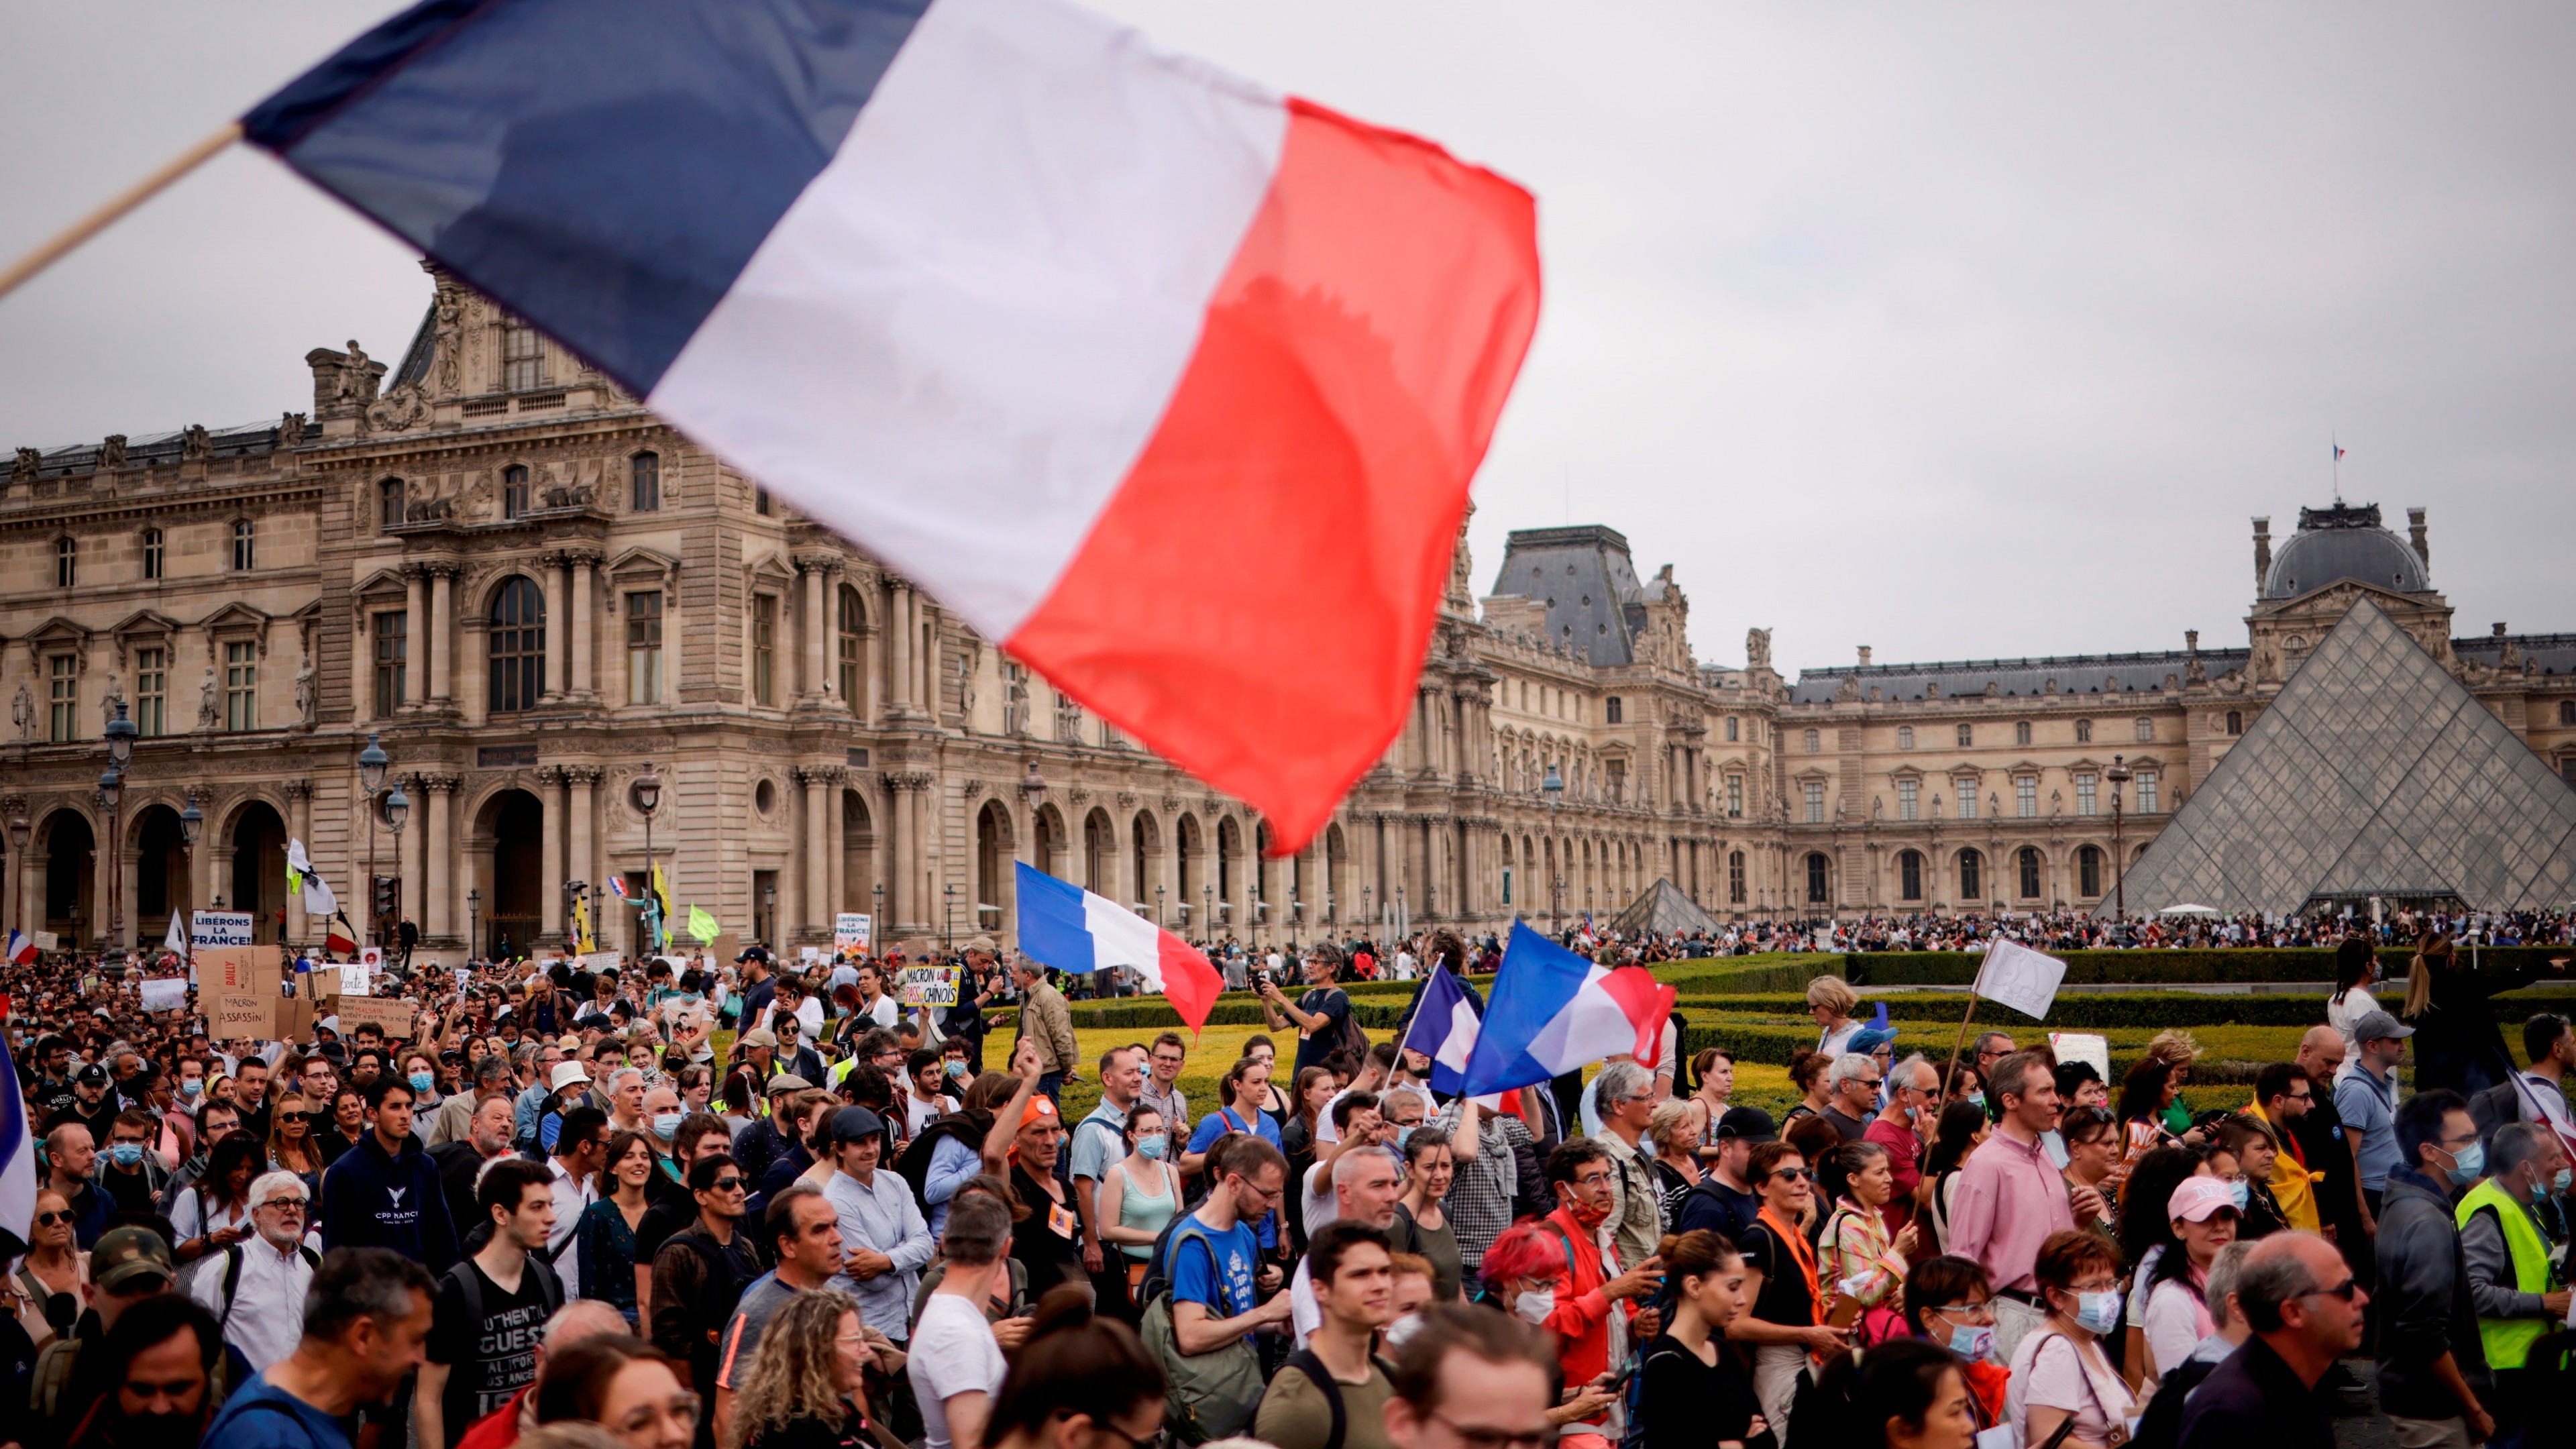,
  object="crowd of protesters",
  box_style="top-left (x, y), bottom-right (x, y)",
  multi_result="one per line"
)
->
top-left (2, 910), bottom-right (2574, 1449)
